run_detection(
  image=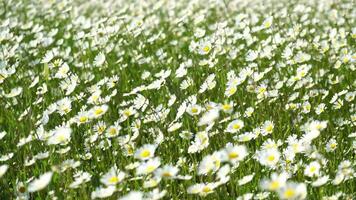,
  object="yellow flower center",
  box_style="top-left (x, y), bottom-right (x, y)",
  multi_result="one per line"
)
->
top-left (109, 176), bottom-right (119, 183)
top-left (310, 166), bottom-right (316, 172)
top-left (202, 46), bottom-right (210, 53)
top-left (202, 186), bottom-right (212, 193)
top-left (145, 165), bottom-right (156, 173)
top-left (109, 128), bottom-right (117, 136)
top-left (265, 125), bottom-right (273, 132)
top-left (270, 181), bottom-right (280, 190)
top-left (233, 124), bottom-right (241, 130)
top-left (79, 116), bottom-right (88, 123)
top-left (123, 110), bottom-right (131, 117)
top-left (57, 134), bottom-right (66, 142)
top-left (264, 22), bottom-right (271, 28)
top-left (162, 172), bottom-right (172, 177)
top-left (343, 57), bottom-right (349, 63)
top-left (95, 108), bottom-right (104, 115)
top-left (284, 189), bottom-right (296, 198)
top-left (316, 124), bottom-right (323, 130)
top-left (229, 152), bottom-right (239, 159)
top-left (259, 87), bottom-right (266, 93)
top-left (140, 149), bottom-right (151, 158)
top-left (64, 107), bottom-right (70, 113)
top-left (98, 126), bottom-right (106, 134)
top-left (229, 87), bottom-right (237, 95)
top-left (267, 155), bottom-right (275, 162)
top-left (222, 104), bottom-right (231, 111)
